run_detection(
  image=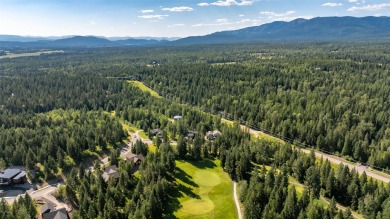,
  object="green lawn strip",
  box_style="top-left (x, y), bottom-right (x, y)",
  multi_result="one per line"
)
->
top-left (138, 130), bottom-right (148, 139)
top-left (127, 80), bottom-right (162, 98)
top-left (257, 131), bottom-right (283, 143)
top-left (173, 159), bottom-right (237, 219)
